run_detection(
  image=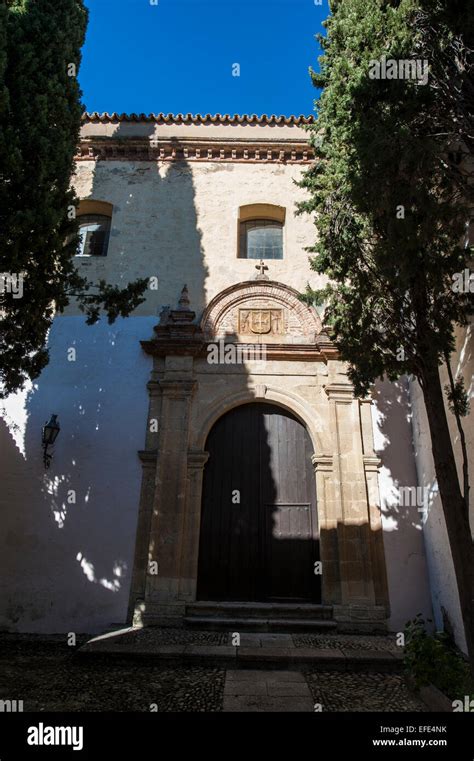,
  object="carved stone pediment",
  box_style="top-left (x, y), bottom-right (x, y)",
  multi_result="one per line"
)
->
top-left (201, 281), bottom-right (322, 344)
